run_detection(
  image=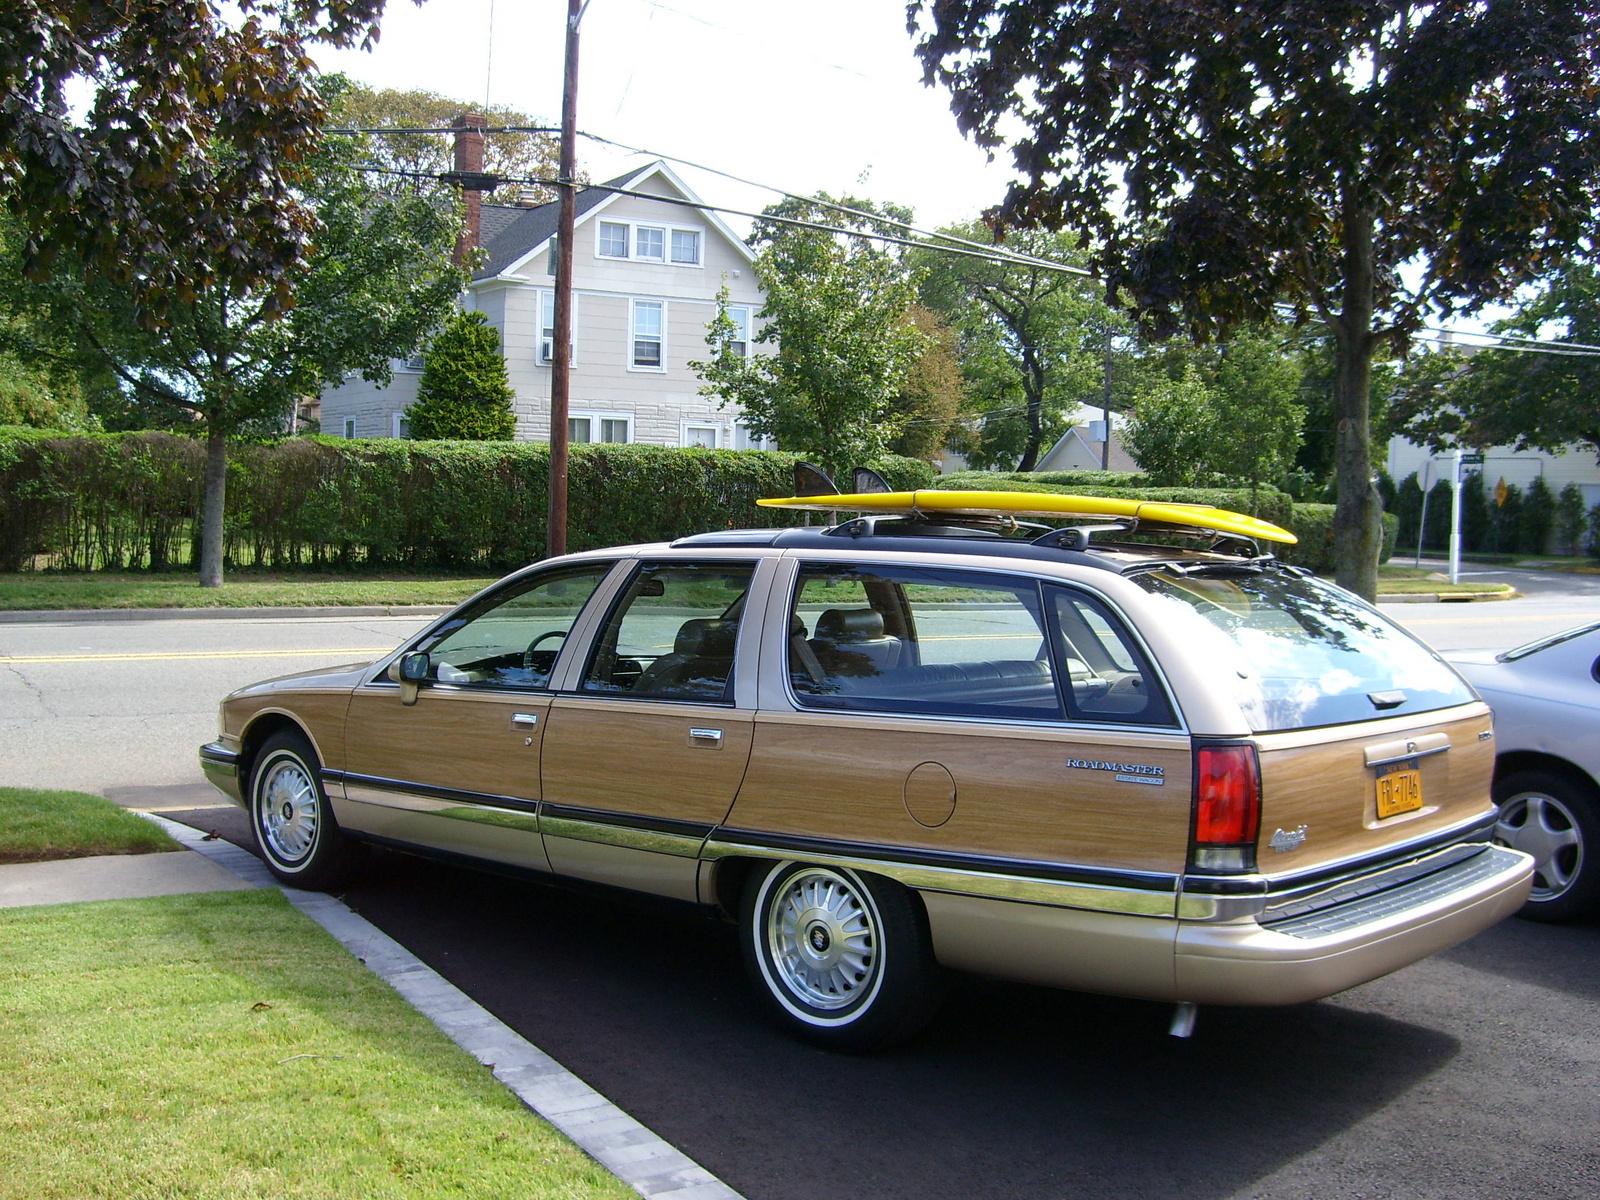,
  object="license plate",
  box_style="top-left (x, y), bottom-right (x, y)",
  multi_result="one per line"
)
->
top-left (1376, 768), bottom-right (1424, 819)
